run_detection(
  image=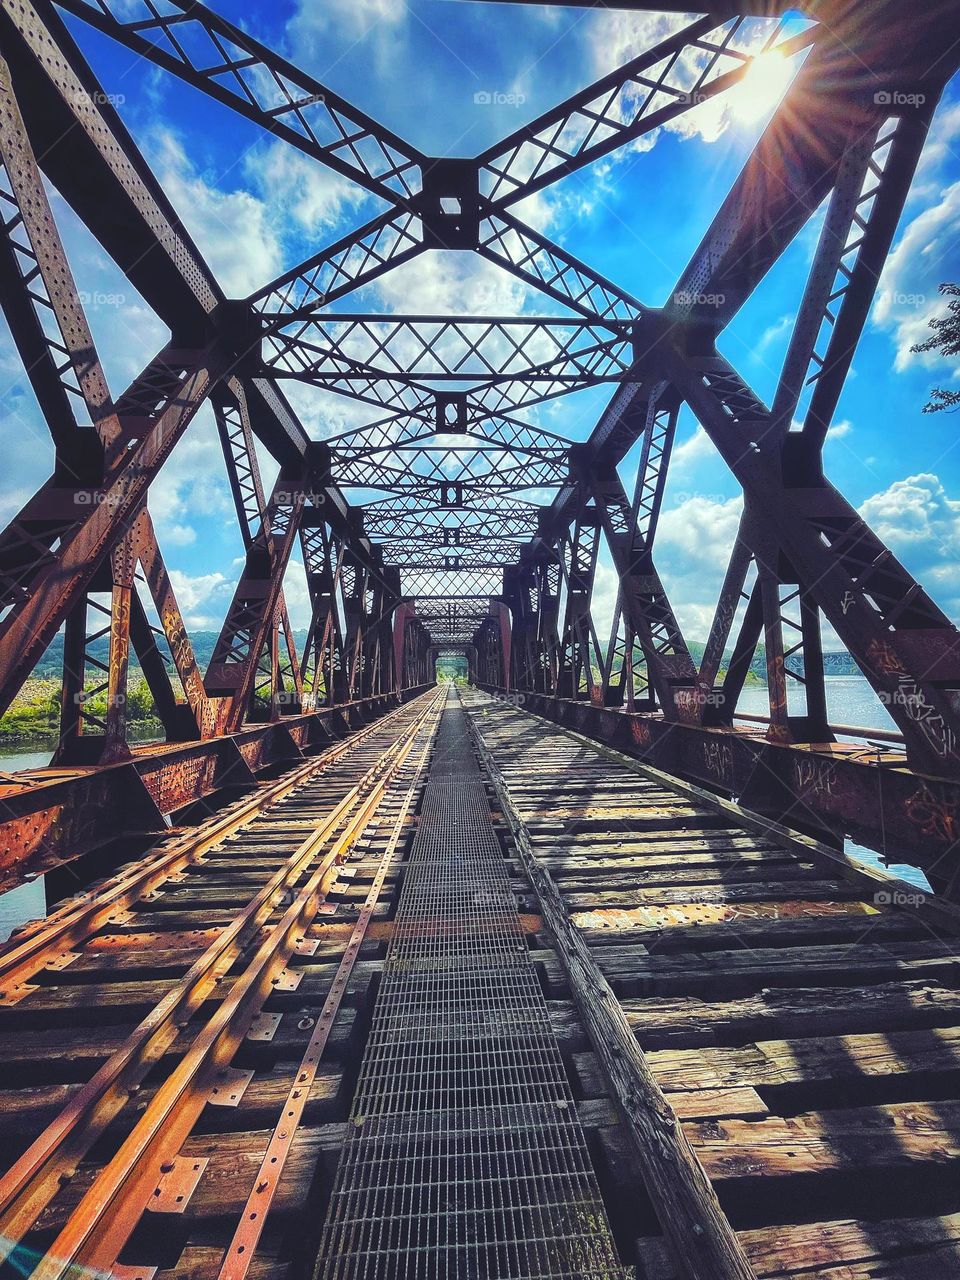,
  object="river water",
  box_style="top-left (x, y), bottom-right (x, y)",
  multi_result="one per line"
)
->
top-left (0, 676), bottom-right (926, 937)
